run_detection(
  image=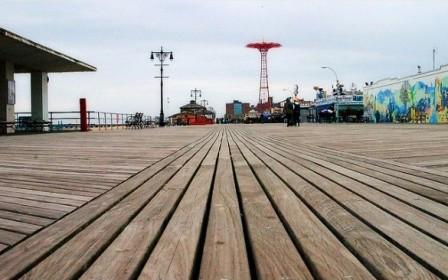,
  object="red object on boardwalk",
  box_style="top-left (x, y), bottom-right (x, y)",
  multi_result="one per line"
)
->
top-left (246, 42), bottom-right (281, 106)
top-left (180, 114), bottom-right (213, 125)
top-left (80, 98), bottom-right (88, 132)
